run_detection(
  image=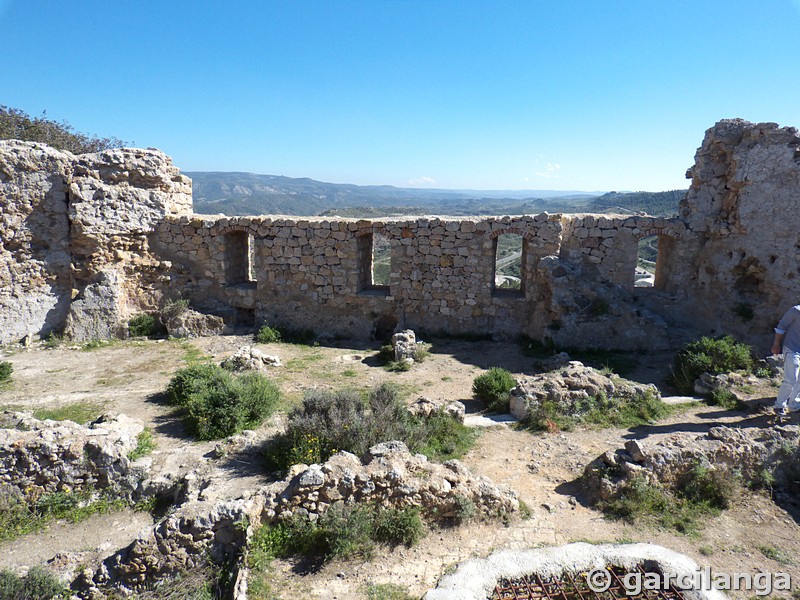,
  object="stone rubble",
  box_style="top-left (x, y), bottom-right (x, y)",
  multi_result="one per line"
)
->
top-left (76, 440), bottom-right (517, 597)
top-left (408, 397), bottom-right (466, 423)
top-left (581, 424), bottom-right (800, 503)
top-left (509, 361), bottom-right (660, 422)
top-left (391, 329), bottom-right (418, 364)
top-left (0, 412), bottom-right (148, 500)
top-left (220, 345), bottom-right (282, 371)
top-left (160, 305), bottom-right (225, 338)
